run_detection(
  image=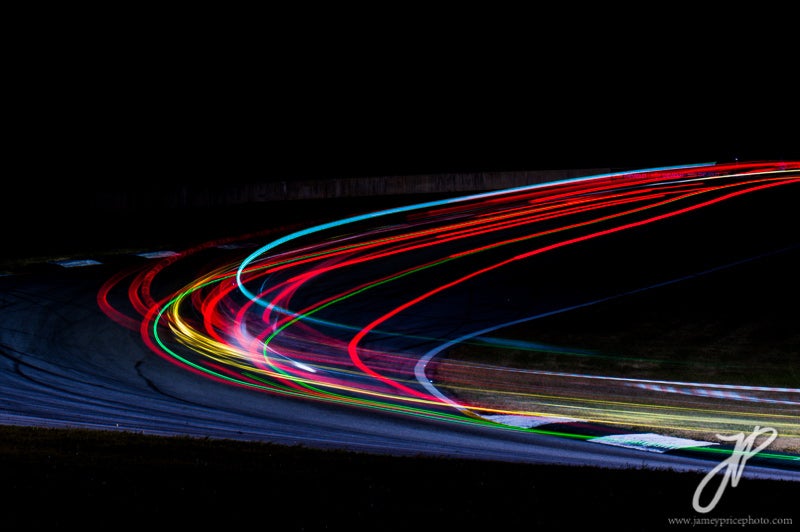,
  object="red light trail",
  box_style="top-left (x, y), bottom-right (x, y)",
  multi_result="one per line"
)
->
top-left (98, 161), bottom-right (800, 454)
